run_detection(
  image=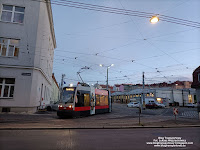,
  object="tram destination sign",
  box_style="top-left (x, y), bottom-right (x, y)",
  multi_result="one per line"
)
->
top-left (65, 87), bottom-right (75, 91)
